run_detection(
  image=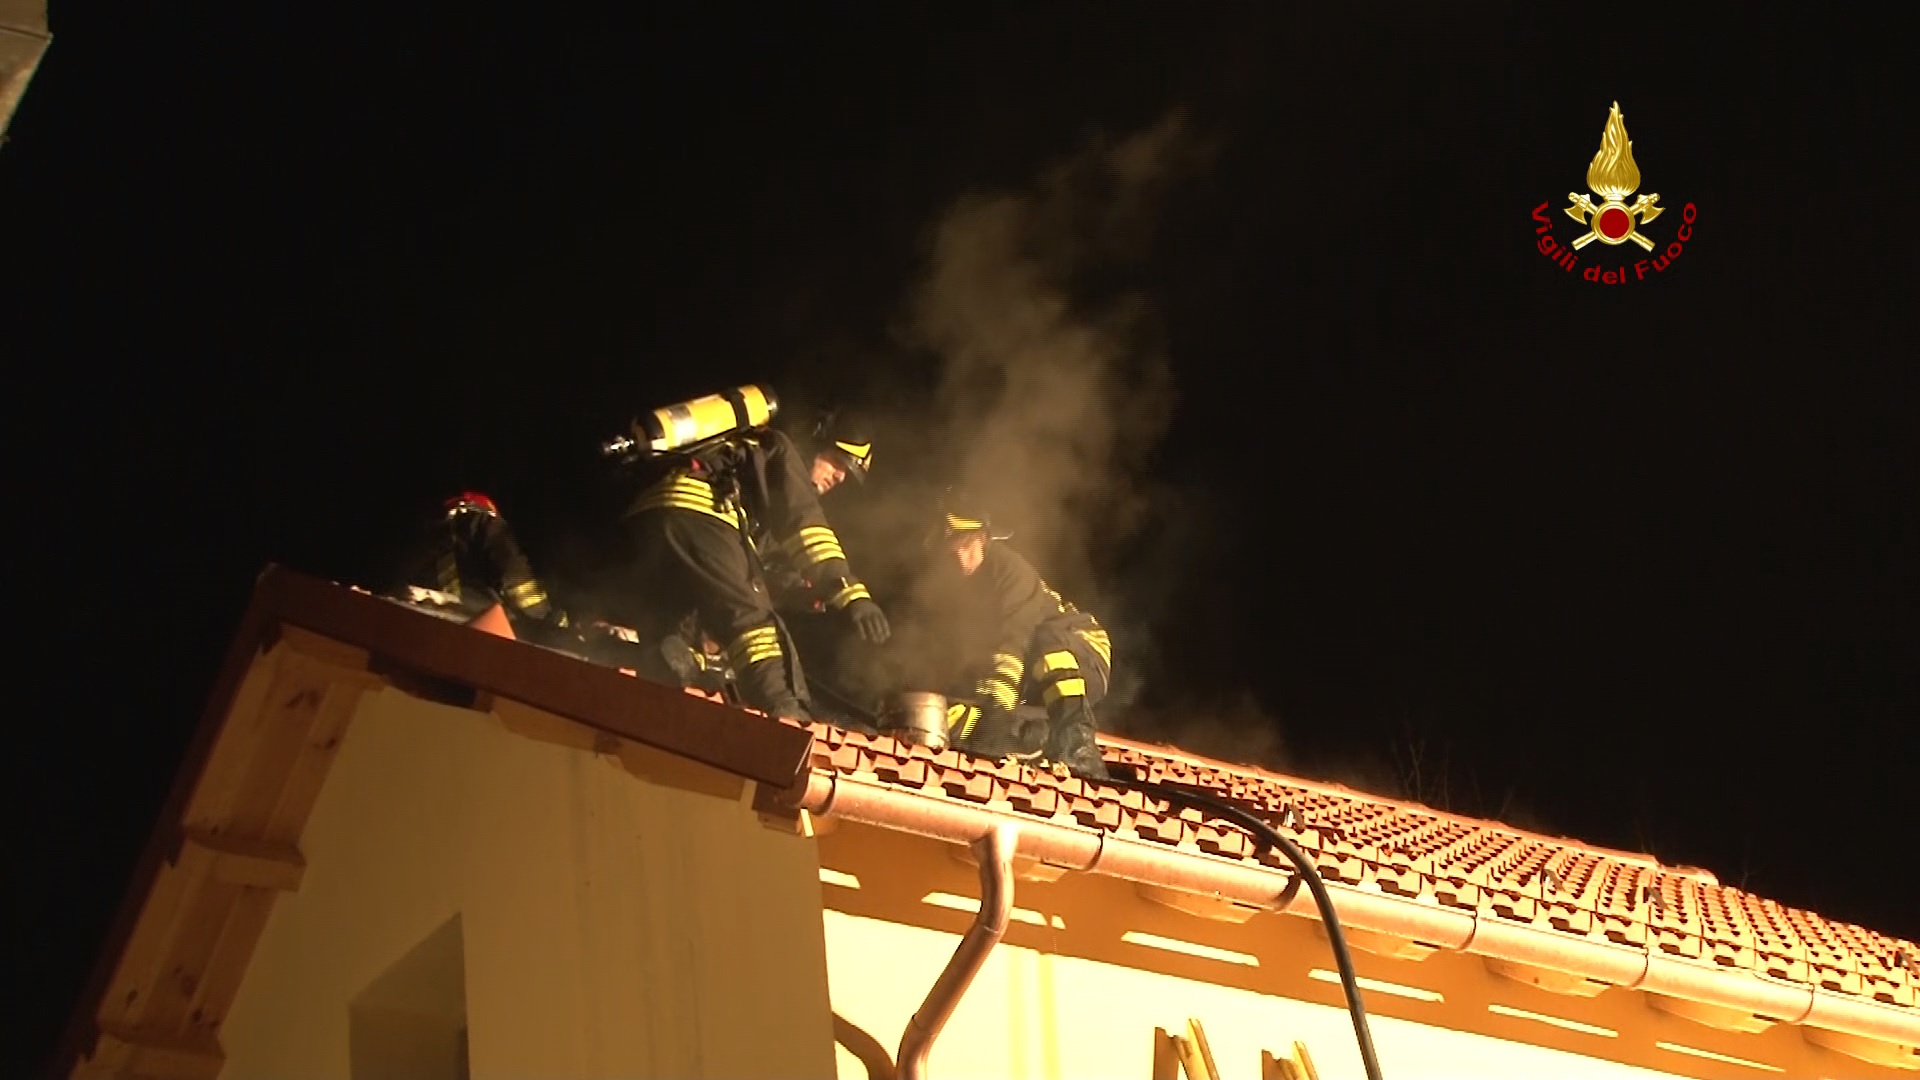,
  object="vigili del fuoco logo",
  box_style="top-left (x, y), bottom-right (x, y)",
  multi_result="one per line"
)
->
top-left (1532, 101), bottom-right (1697, 285)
